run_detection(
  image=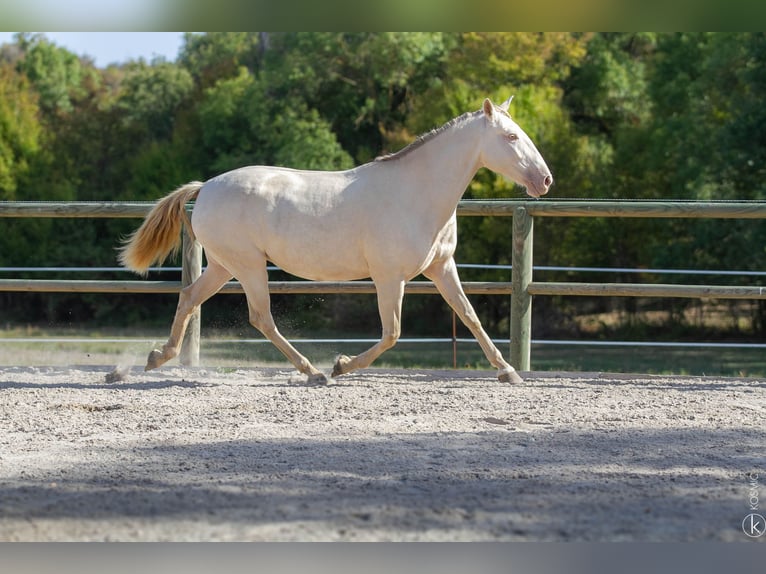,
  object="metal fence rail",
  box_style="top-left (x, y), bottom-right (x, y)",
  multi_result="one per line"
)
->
top-left (1, 199), bottom-right (765, 370)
